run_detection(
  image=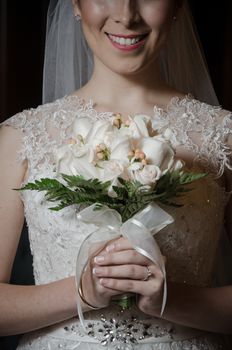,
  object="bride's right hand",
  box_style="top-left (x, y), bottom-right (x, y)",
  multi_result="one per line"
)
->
top-left (80, 246), bottom-right (120, 309)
